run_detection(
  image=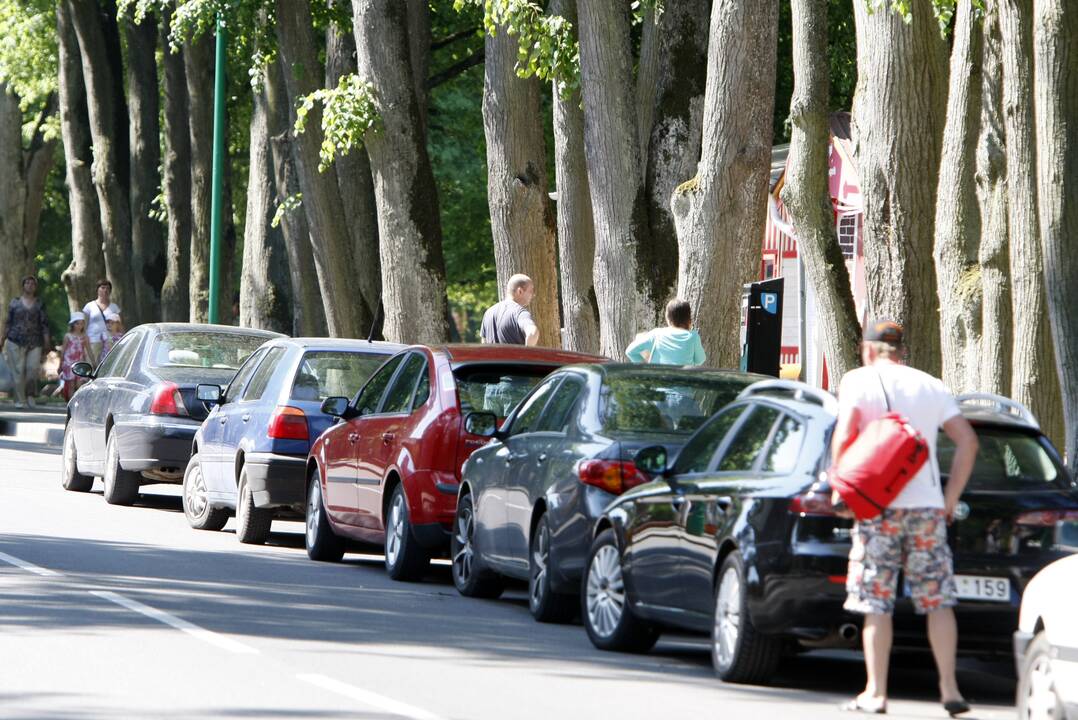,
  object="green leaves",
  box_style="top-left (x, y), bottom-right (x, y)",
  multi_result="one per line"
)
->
top-left (293, 74), bottom-right (379, 172)
top-left (271, 192), bottom-right (301, 228)
top-left (0, 0), bottom-right (58, 122)
top-left (866, 0), bottom-right (985, 35)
